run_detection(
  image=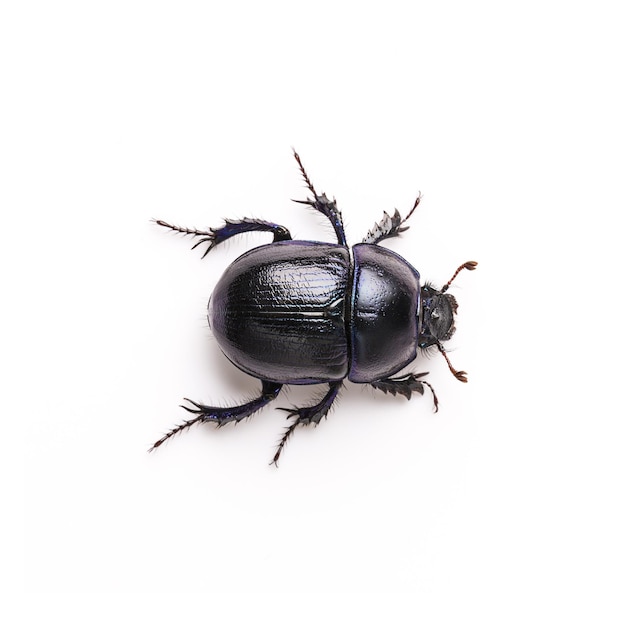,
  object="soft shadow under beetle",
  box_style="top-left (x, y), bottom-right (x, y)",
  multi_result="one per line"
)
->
top-left (151, 152), bottom-right (477, 464)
